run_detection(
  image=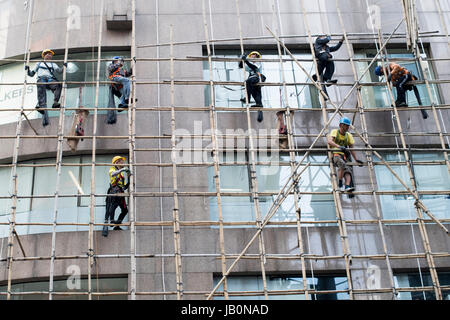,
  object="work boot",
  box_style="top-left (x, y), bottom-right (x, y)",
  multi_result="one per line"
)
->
top-left (118, 104), bottom-right (128, 112)
top-left (397, 102), bottom-right (408, 107)
top-left (52, 102), bottom-right (61, 108)
top-left (326, 79), bottom-right (338, 87)
top-left (344, 185), bottom-right (355, 192)
top-left (35, 105), bottom-right (45, 115)
top-left (240, 97), bottom-right (247, 103)
top-left (102, 225), bottom-right (109, 237)
top-left (257, 110), bottom-right (263, 122)
top-left (421, 109), bottom-right (428, 119)
top-left (312, 74), bottom-right (318, 82)
top-left (113, 220), bottom-right (123, 231)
